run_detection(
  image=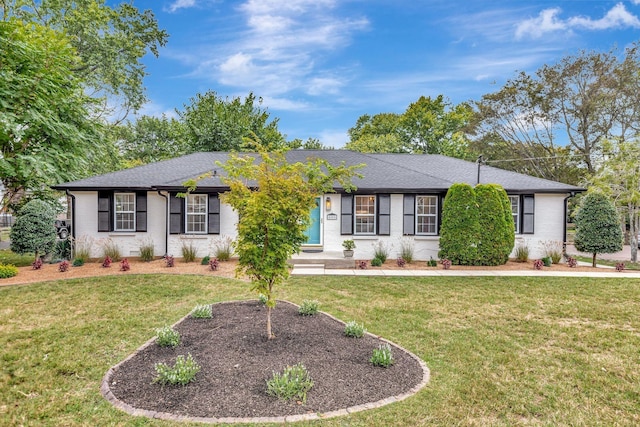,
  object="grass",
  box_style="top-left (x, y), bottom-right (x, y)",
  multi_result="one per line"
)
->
top-left (1, 274), bottom-right (640, 426)
top-left (573, 254), bottom-right (640, 270)
top-left (0, 249), bottom-right (33, 267)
